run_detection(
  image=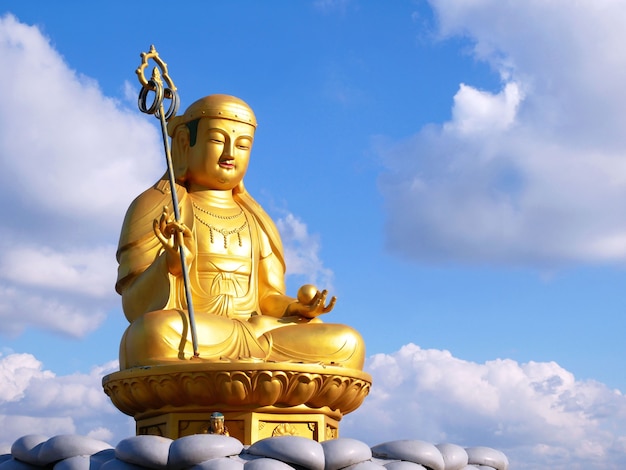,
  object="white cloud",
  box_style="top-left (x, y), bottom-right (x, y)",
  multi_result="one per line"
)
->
top-left (0, 353), bottom-right (54, 402)
top-left (379, 0), bottom-right (626, 267)
top-left (342, 344), bottom-right (626, 469)
top-left (0, 284), bottom-right (106, 337)
top-left (122, 80), bottom-right (138, 104)
top-left (0, 14), bottom-right (163, 336)
top-left (0, 245), bottom-right (116, 298)
top-left (0, 15), bottom-right (162, 224)
top-left (445, 82), bottom-right (523, 136)
top-left (0, 353), bottom-right (132, 453)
